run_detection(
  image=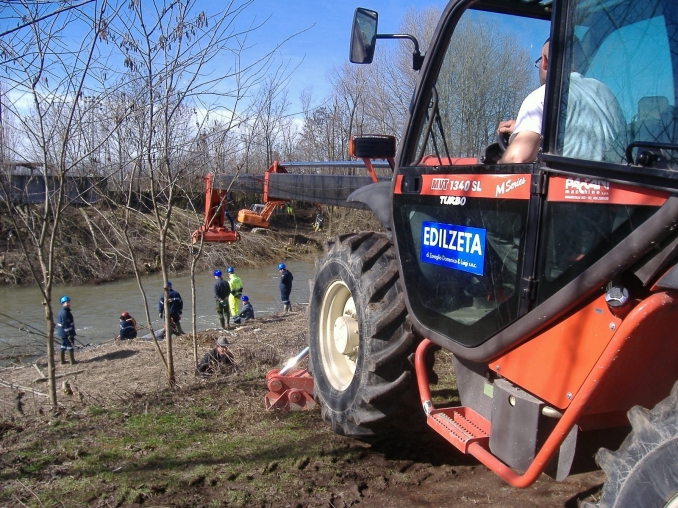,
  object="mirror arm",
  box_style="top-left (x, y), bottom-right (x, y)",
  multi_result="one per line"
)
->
top-left (376, 33), bottom-right (424, 70)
